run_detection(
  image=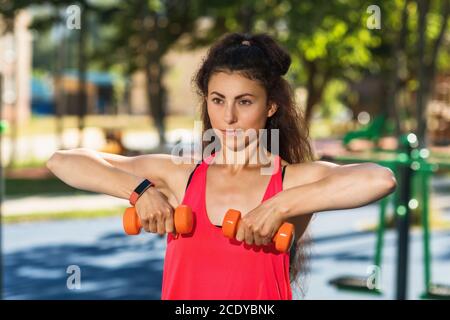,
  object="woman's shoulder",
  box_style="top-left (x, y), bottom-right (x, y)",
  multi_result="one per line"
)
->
top-left (162, 154), bottom-right (202, 177)
top-left (137, 153), bottom-right (200, 174)
top-left (144, 154), bottom-right (202, 206)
